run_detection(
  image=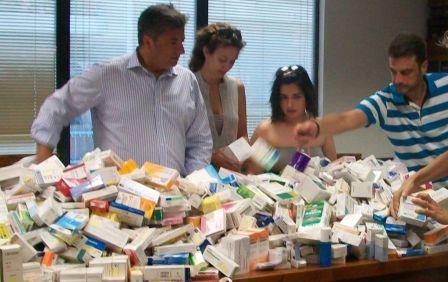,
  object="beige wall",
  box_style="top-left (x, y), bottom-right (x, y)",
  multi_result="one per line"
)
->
top-left (319, 0), bottom-right (427, 158)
